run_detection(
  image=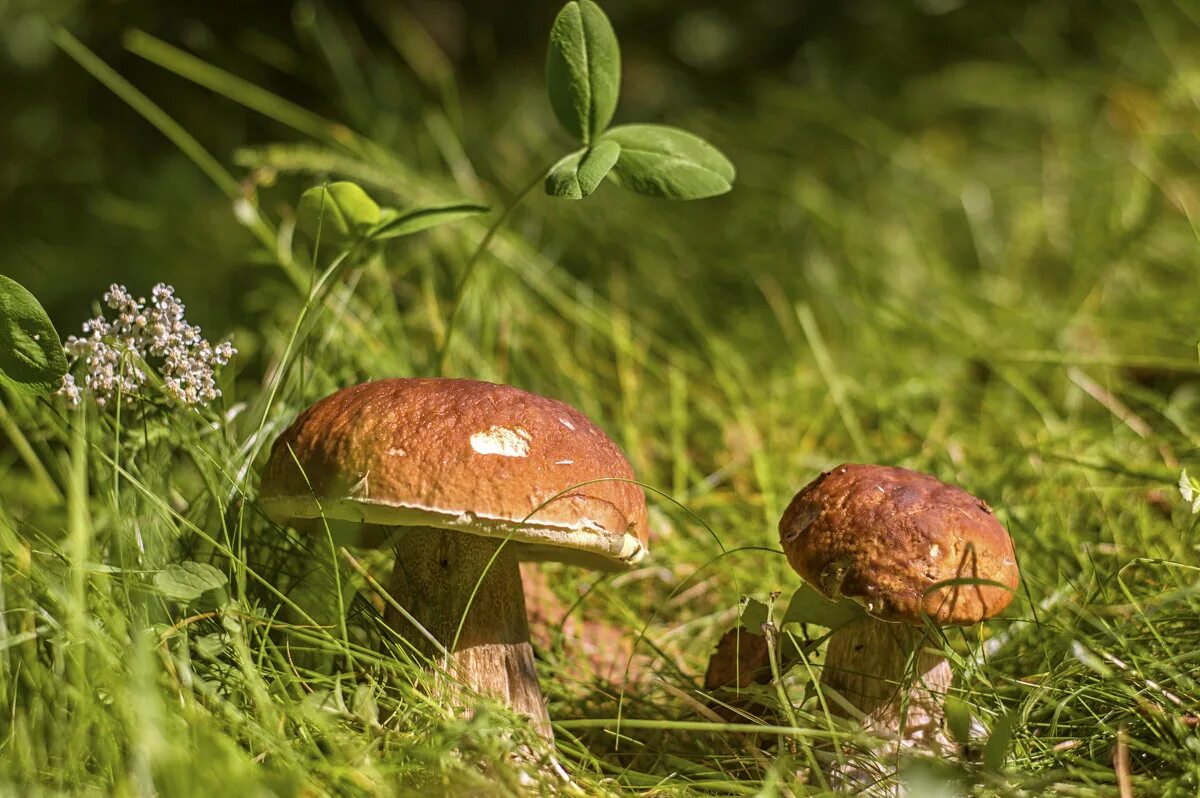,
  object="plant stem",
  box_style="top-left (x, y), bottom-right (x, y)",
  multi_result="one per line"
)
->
top-left (435, 165), bottom-right (551, 374)
top-left (0, 398), bottom-right (61, 500)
